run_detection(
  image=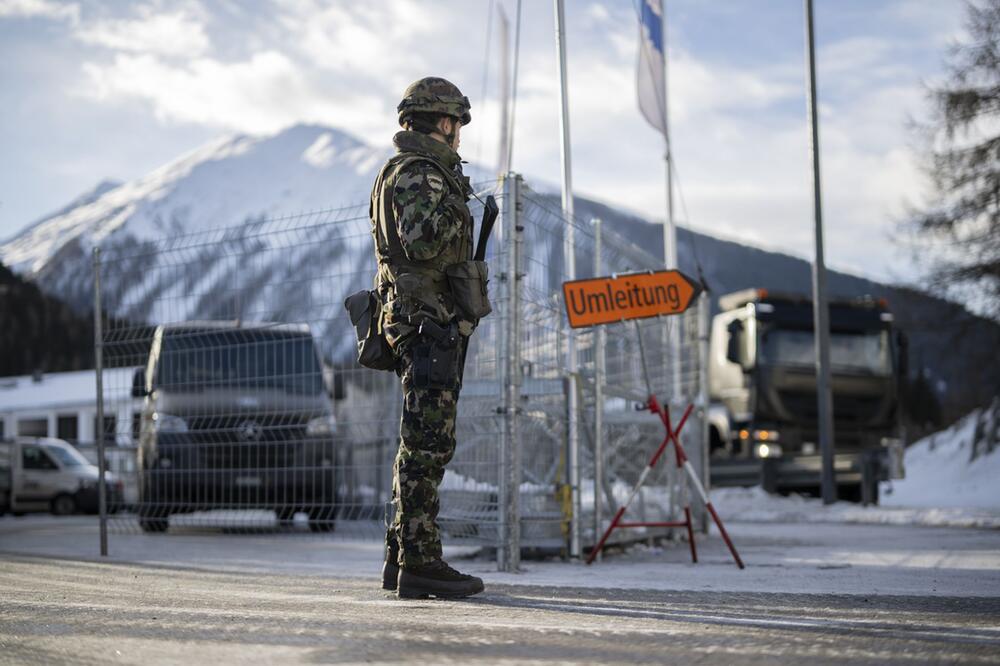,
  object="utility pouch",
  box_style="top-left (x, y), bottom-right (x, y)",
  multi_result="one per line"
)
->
top-left (408, 320), bottom-right (462, 390)
top-left (445, 260), bottom-right (492, 321)
top-left (344, 289), bottom-right (396, 371)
